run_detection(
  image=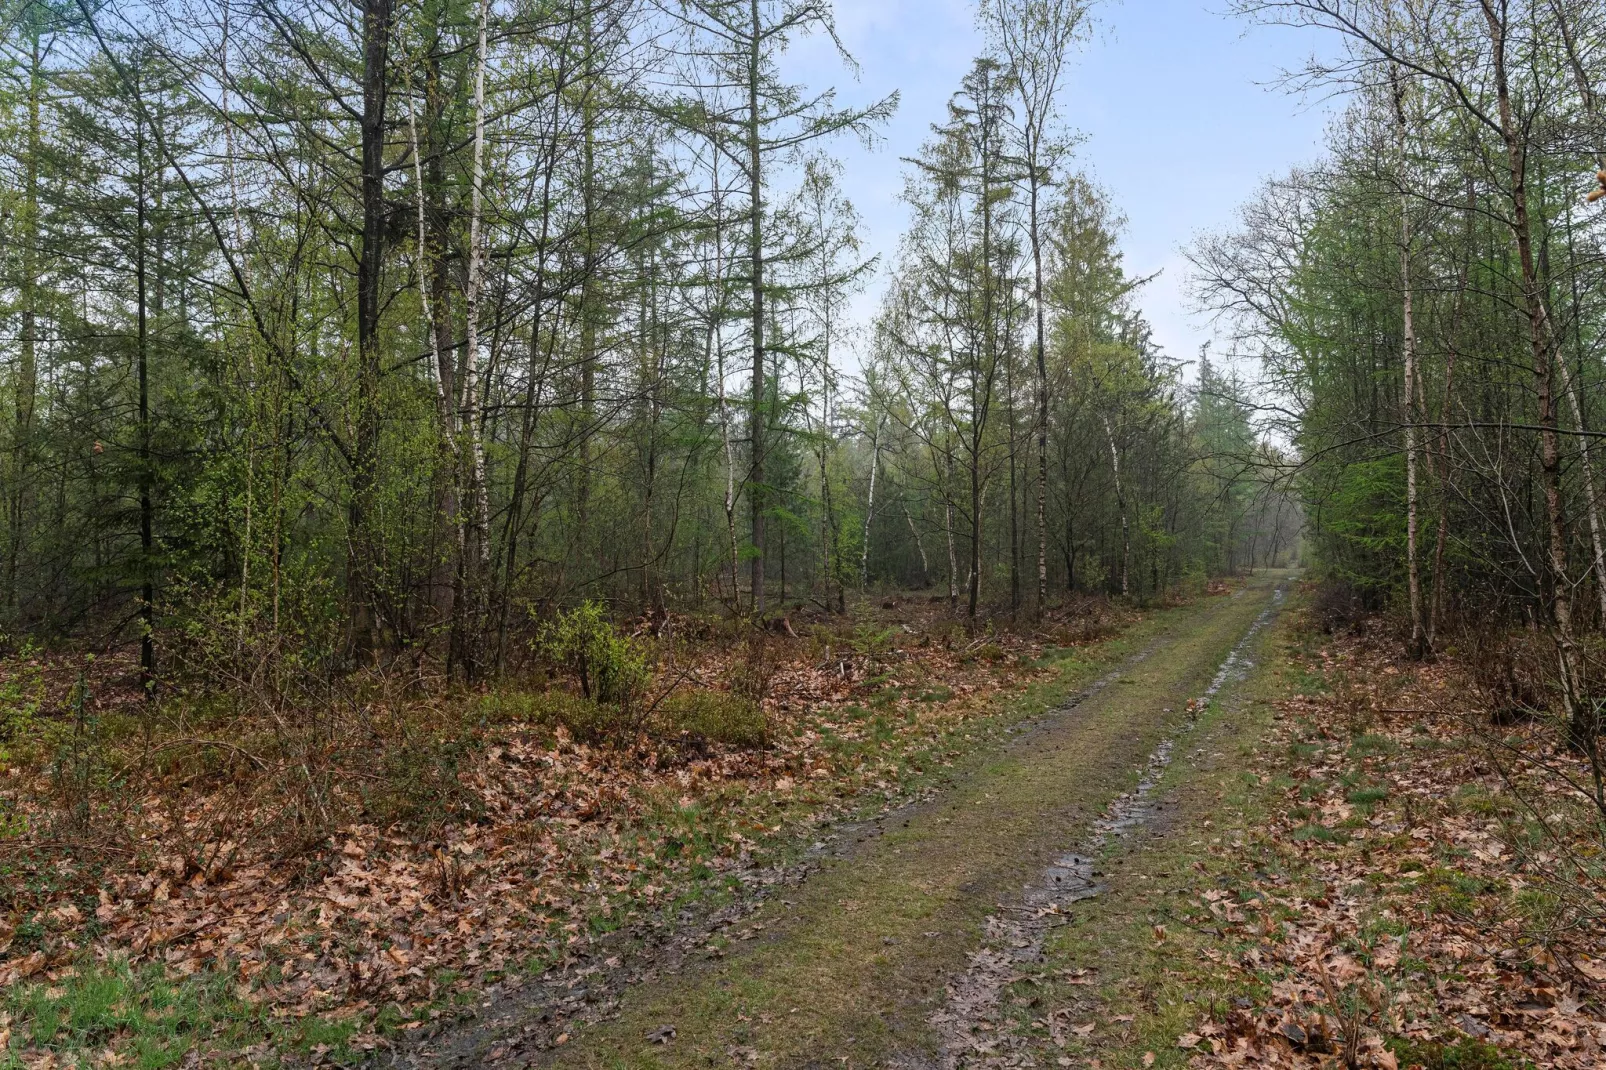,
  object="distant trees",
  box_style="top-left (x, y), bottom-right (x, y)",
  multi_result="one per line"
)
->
top-left (665, 0), bottom-right (895, 617)
top-left (873, 51), bottom-right (1296, 619)
top-left (983, 0), bottom-right (1090, 615)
